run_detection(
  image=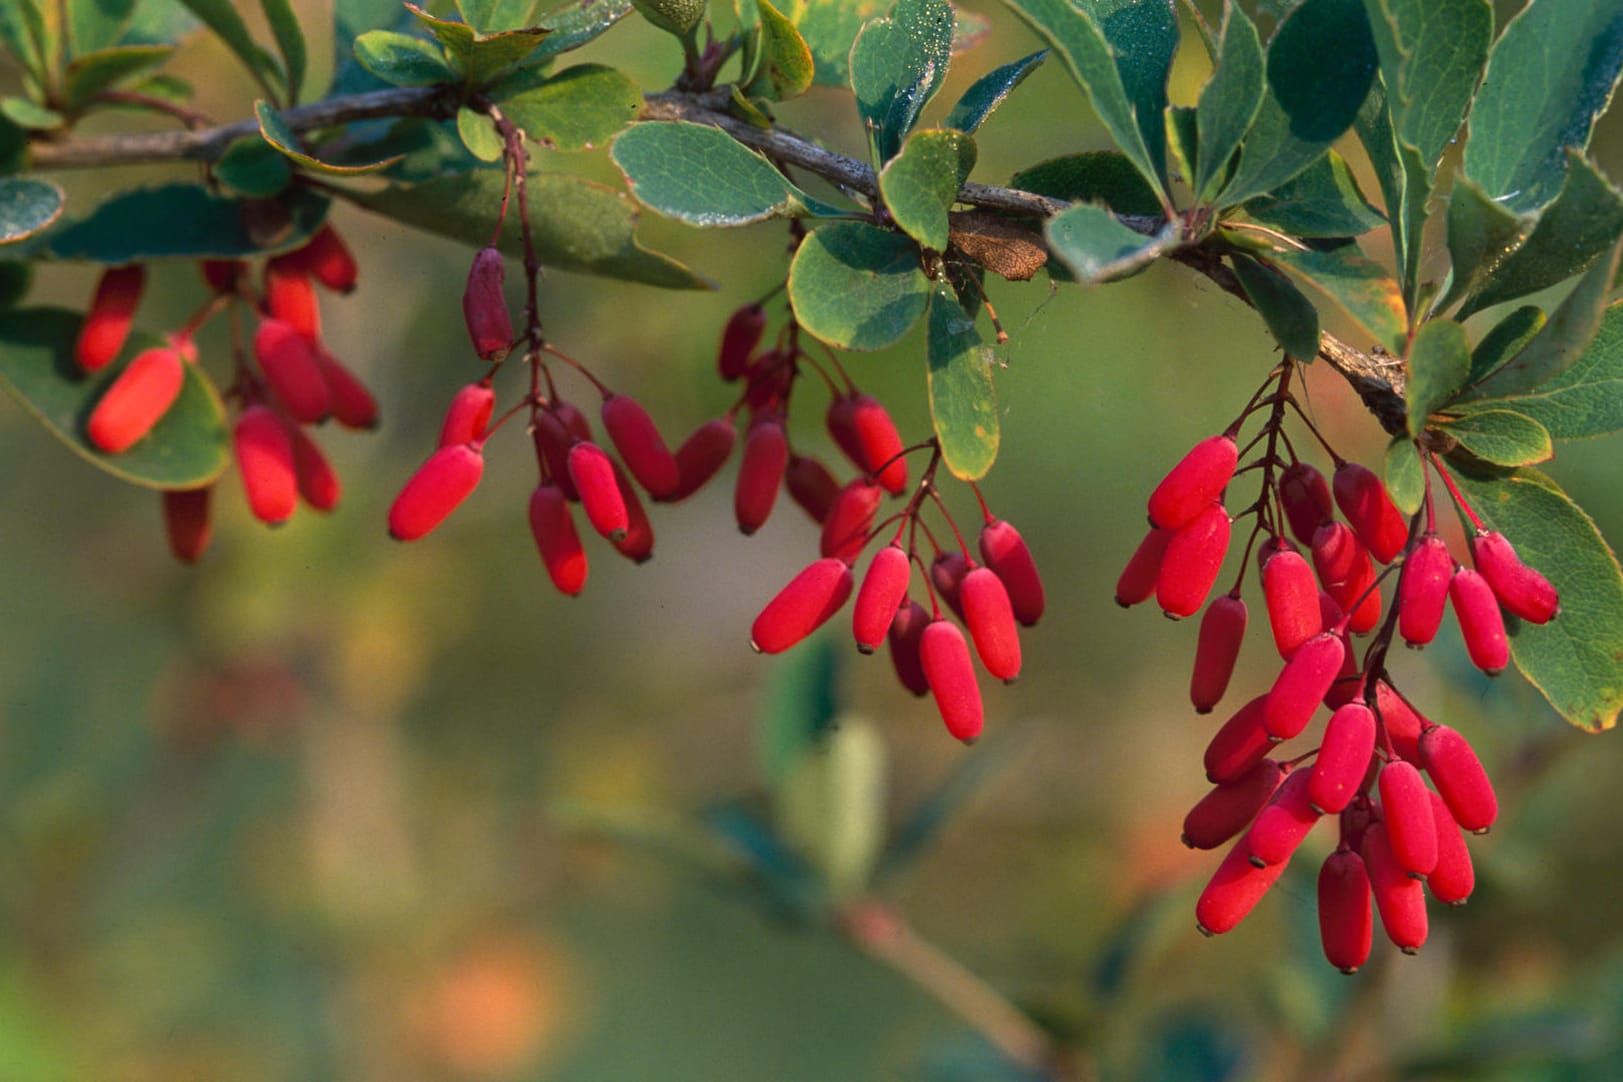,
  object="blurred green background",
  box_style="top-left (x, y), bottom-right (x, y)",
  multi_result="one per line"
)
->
top-left (5, 2), bottom-right (1623, 1079)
